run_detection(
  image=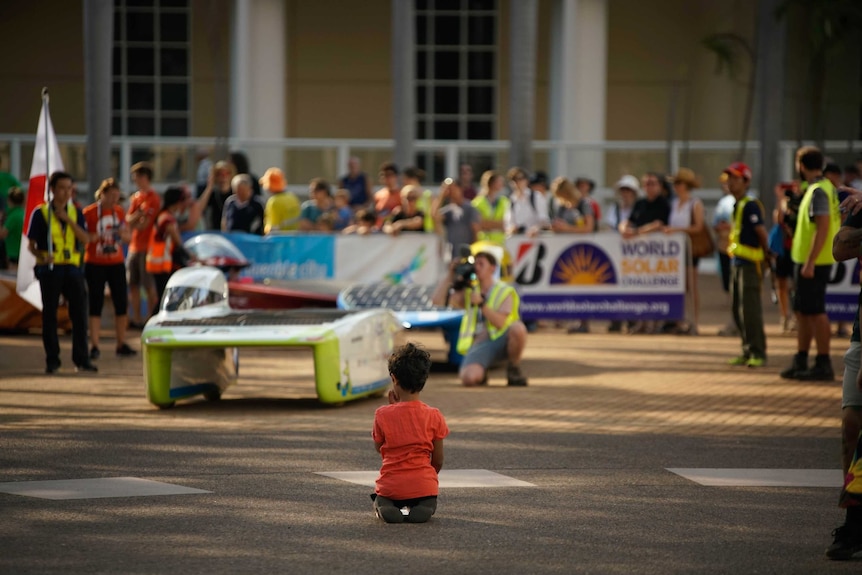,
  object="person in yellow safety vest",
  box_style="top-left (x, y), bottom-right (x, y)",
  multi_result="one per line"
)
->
top-left (781, 146), bottom-right (842, 382)
top-left (723, 162), bottom-right (769, 369)
top-left (26, 171), bottom-right (99, 374)
top-left (147, 186), bottom-right (195, 314)
top-left (472, 170), bottom-right (510, 246)
top-left (431, 246), bottom-right (527, 387)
